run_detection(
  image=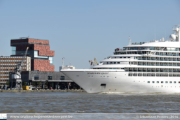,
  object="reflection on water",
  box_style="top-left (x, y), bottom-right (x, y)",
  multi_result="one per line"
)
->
top-left (0, 92), bottom-right (180, 113)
